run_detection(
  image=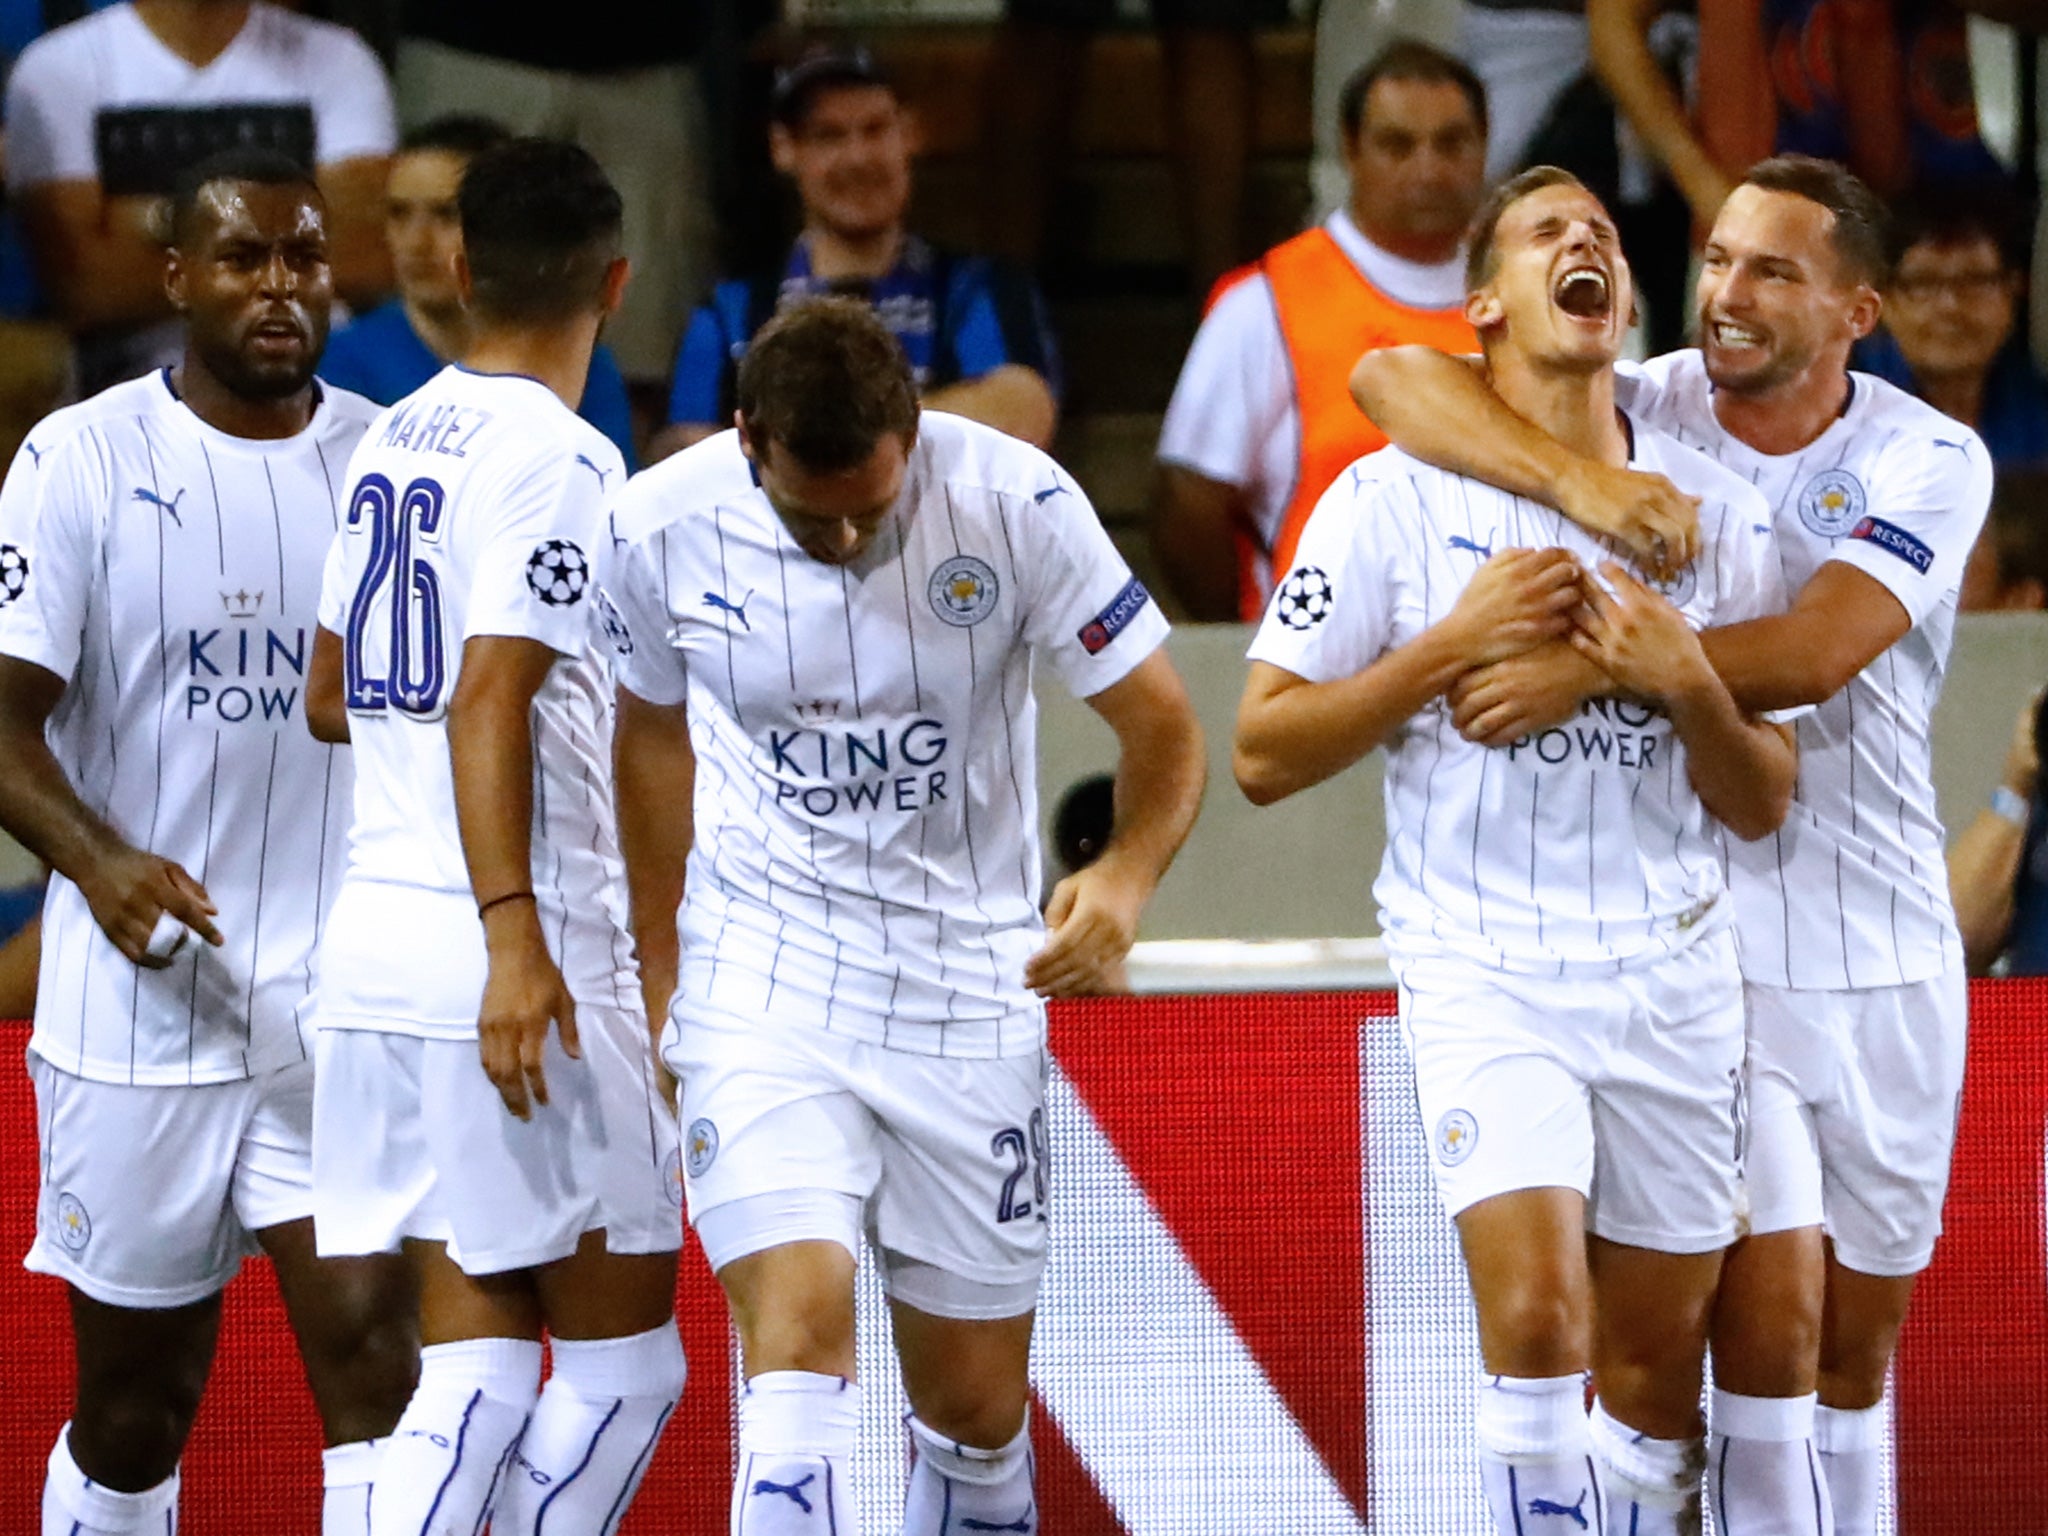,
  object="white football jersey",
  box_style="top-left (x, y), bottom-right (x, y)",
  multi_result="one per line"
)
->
top-left (316, 366), bottom-right (634, 1038)
top-left (1249, 422), bottom-right (1789, 976)
top-left (1616, 352), bottom-right (1992, 989)
top-left (607, 412), bottom-right (1169, 1058)
top-left (0, 370), bottom-right (375, 1084)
